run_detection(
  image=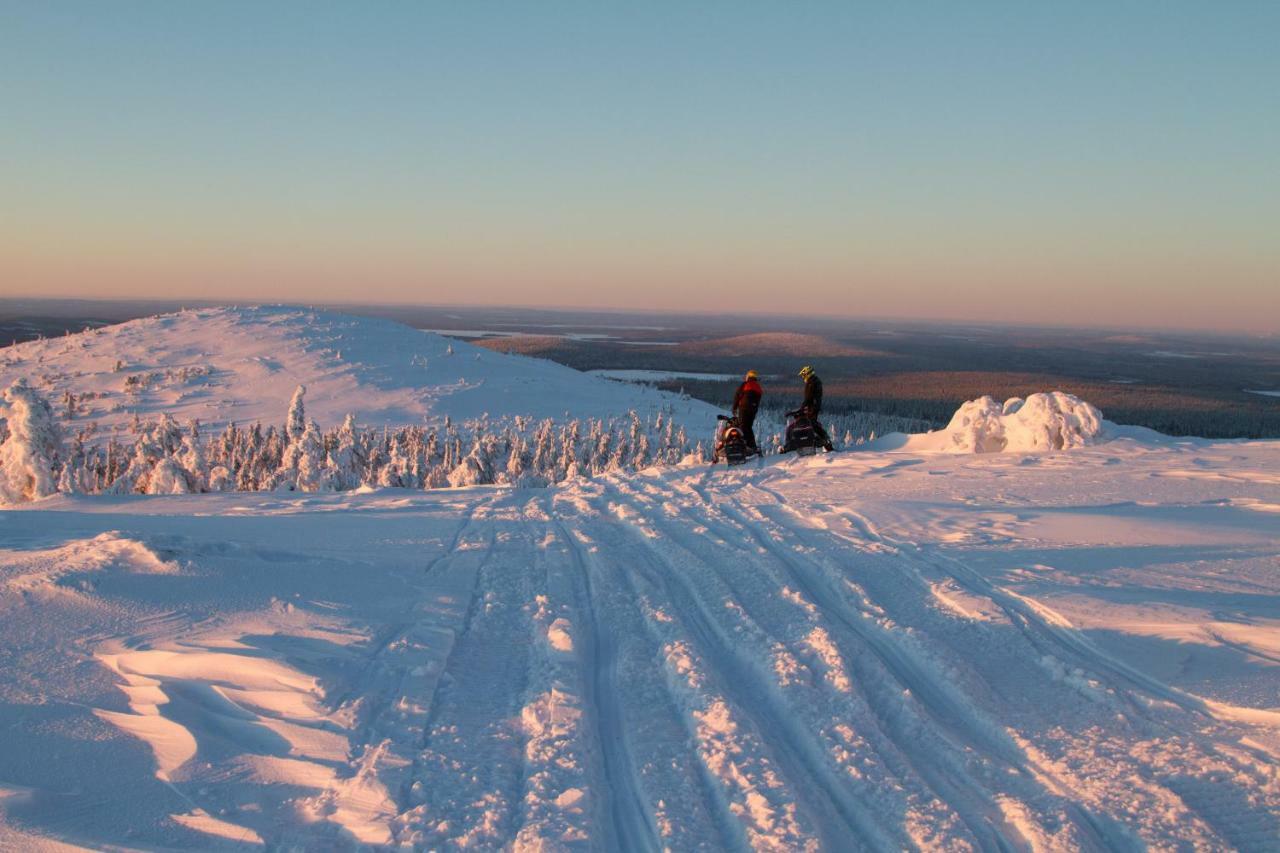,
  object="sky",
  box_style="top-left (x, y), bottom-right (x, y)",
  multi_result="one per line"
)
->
top-left (2, 2), bottom-right (1277, 333)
